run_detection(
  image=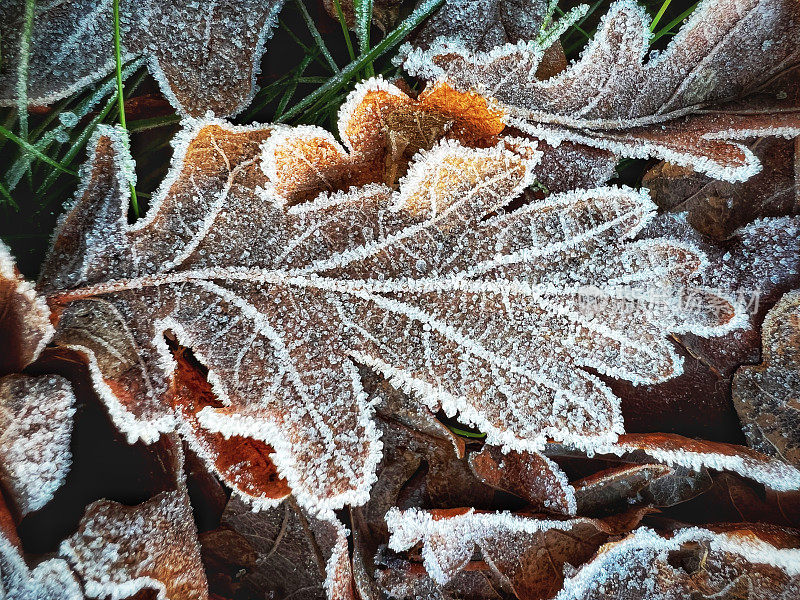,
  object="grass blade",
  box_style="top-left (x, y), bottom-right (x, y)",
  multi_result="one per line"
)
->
top-left (17, 0), bottom-right (36, 149)
top-left (650, 0), bottom-right (673, 32)
top-left (332, 0), bottom-right (356, 61)
top-left (652, 2), bottom-right (698, 43)
top-left (0, 125), bottom-right (77, 177)
top-left (295, 0), bottom-right (340, 73)
top-left (277, 0), bottom-right (444, 123)
top-left (354, 0), bottom-right (375, 77)
top-left (113, 0), bottom-right (138, 216)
